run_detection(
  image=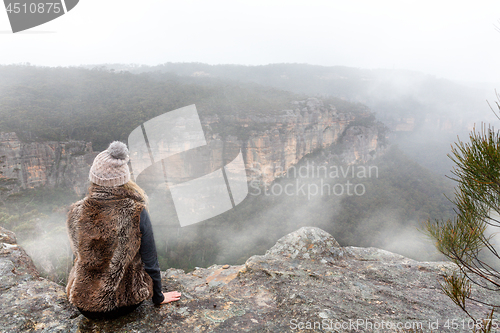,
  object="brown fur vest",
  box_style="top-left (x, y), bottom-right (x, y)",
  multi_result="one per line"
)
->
top-left (66, 185), bottom-right (153, 312)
